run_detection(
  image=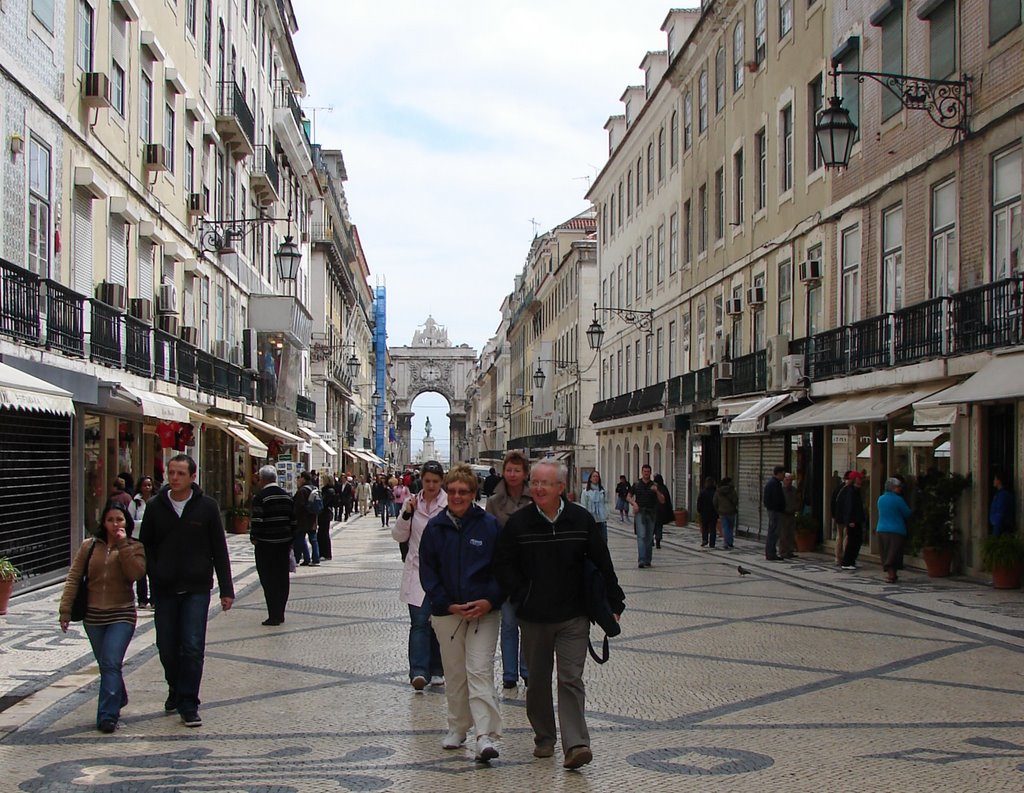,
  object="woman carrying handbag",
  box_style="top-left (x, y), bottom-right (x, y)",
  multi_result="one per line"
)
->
top-left (58, 502), bottom-right (147, 733)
